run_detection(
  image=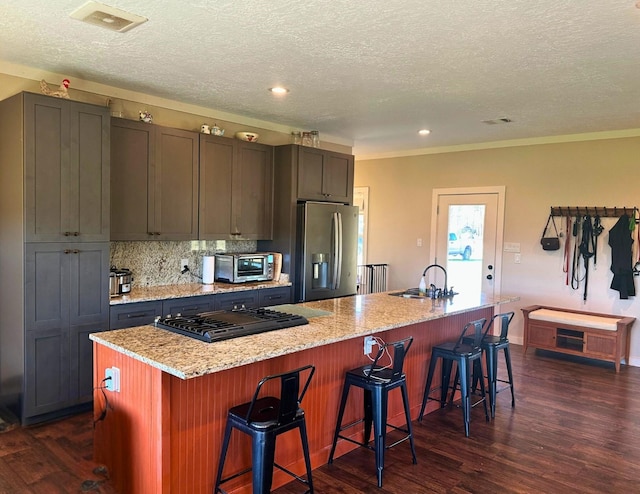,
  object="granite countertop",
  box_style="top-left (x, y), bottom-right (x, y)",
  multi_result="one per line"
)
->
top-left (92, 291), bottom-right (519, 380)
top-left (110, 280), bottom-right (291, 305)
